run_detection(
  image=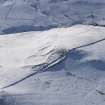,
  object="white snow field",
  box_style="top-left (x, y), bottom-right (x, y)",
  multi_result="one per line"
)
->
top-left (1, 0), bottom-right (105, 34)
top-left (0, 25), bottom-right (105, 105)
